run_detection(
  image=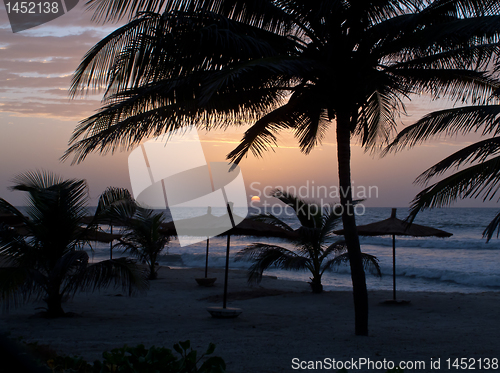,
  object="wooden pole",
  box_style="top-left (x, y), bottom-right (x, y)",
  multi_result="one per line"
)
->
top-left (110, 222), bottom-right (113, 260)
top-left (222, 203), bottom-right (236, 309)
top-left (392, 234), bottom-right (396, 301)
top-left (205, 238), bottom-right (209, 278)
